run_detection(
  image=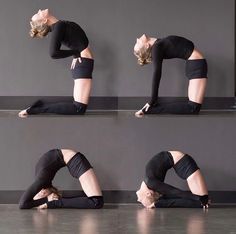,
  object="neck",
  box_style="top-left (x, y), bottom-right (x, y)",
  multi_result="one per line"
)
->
top-left (47, 15), bottom-right (59, 26)
top-left (148, 37), bottom-right (157, 47)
